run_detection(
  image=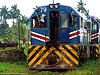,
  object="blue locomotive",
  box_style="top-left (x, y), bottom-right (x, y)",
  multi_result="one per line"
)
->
top-left (28, 3), bottom-right (99, 69)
